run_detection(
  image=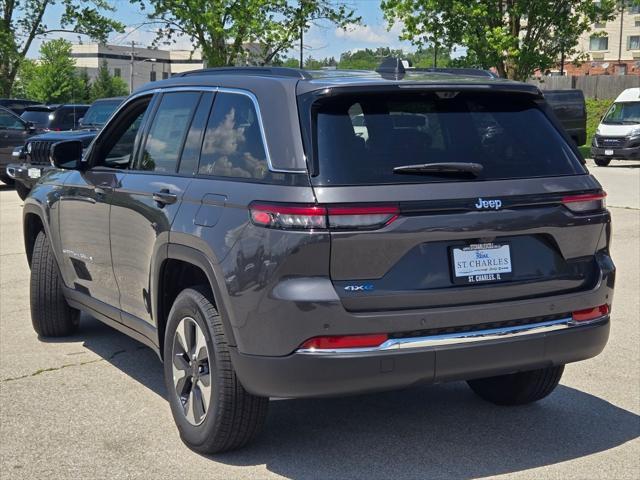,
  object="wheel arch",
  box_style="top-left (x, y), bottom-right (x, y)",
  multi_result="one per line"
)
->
top-left (23, 205), bottom-right (48, 267)
top-left (153, 244), bottom-right (237, 360)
